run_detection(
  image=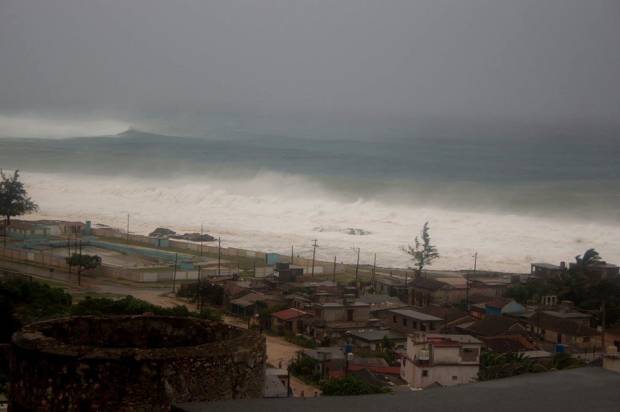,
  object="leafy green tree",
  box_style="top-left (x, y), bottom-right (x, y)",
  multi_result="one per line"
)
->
top-left (320, 376), bottom-right (390, 396)
top-left (0, 169), bottom-right (38, 226)
top-left (575, 248), bottom-right (601, 268)
top-left (66, 254), bottom-right (102, 271)
top-left (403, 221), bottom-right (439, 278)
top-left (289, 355), bottom-right (321, 383)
